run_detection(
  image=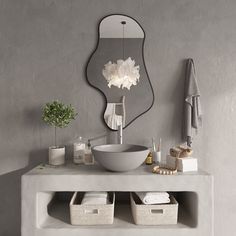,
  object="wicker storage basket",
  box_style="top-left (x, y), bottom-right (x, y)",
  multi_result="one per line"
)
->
top-left (130, 193), bottom-right (178, 225)
top-left (70, 192), bottom-right (115, 225)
